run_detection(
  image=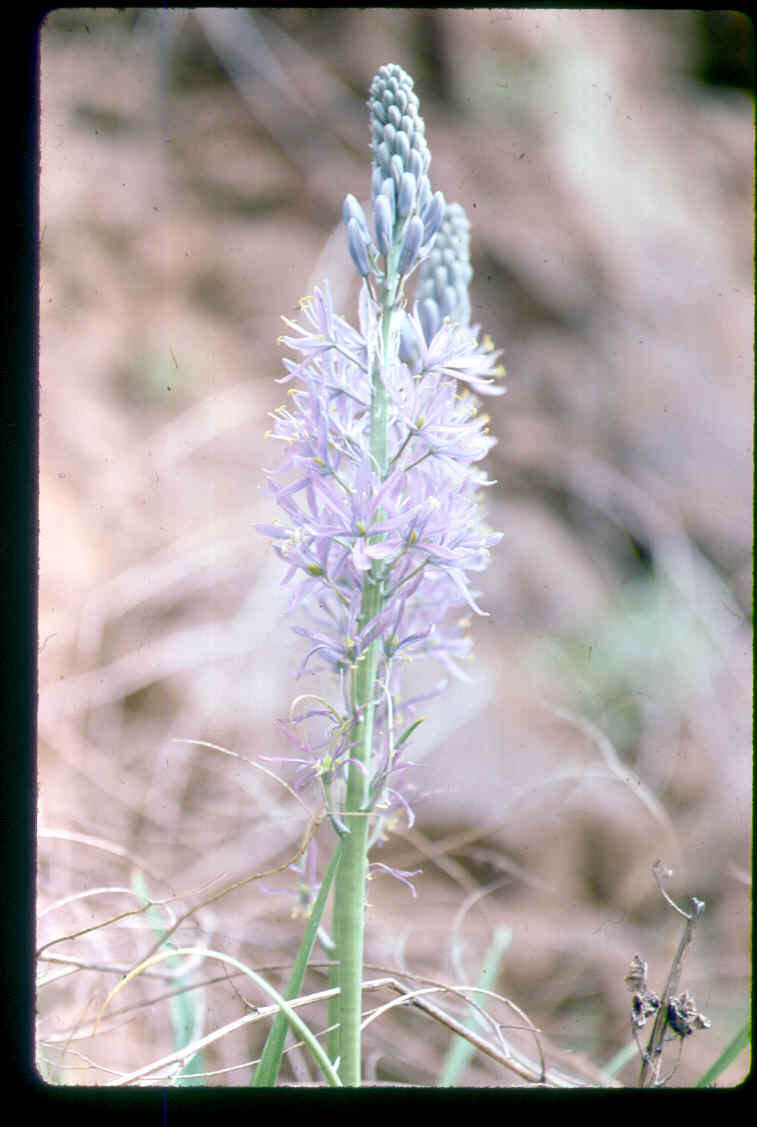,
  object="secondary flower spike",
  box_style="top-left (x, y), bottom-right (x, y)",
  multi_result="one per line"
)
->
top-left (416, 201), bottom-right (474, 337)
